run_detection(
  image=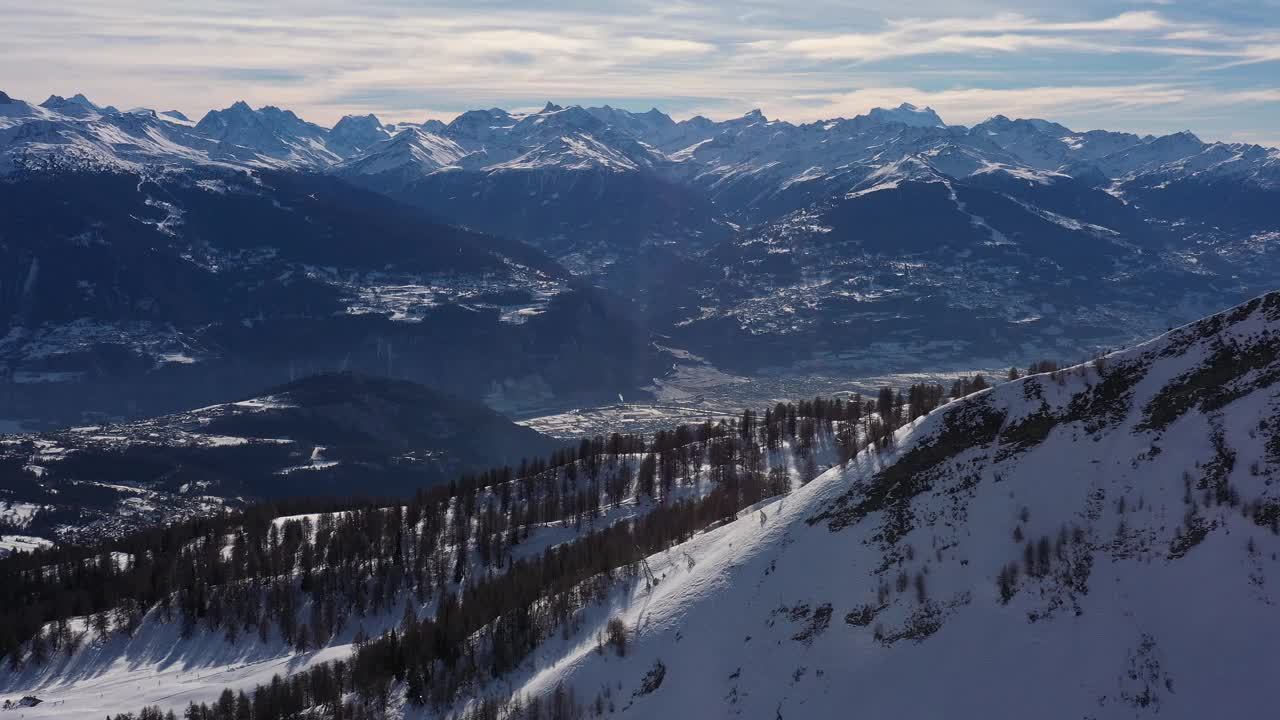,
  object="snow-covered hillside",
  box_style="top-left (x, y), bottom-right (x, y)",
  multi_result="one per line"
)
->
top-left (501, 290), bottom-right (1280, 718)
top-left (0, 406), bottom-right (849, 718)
